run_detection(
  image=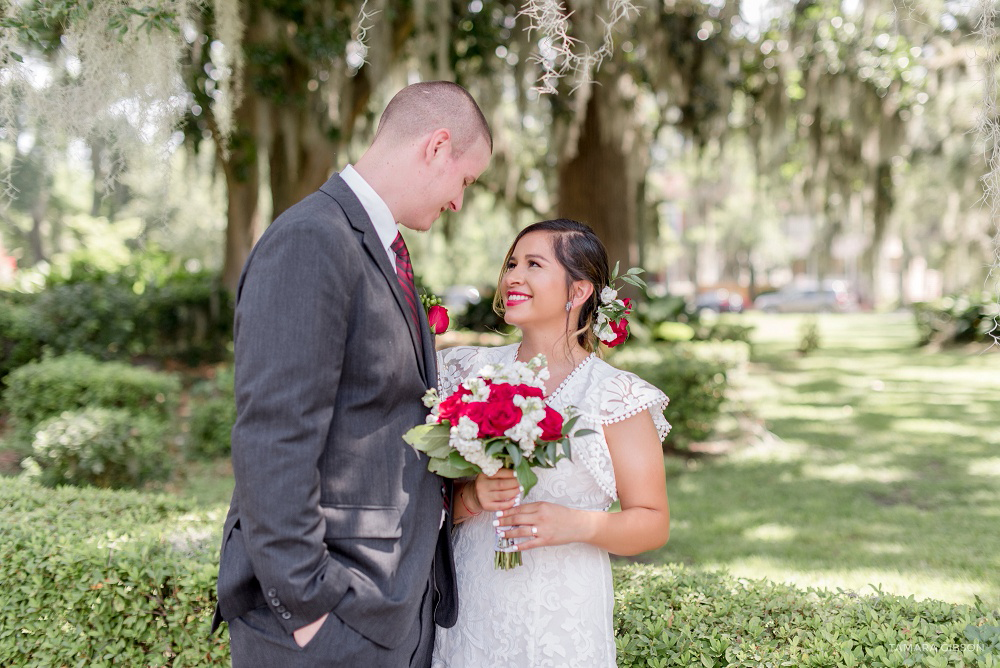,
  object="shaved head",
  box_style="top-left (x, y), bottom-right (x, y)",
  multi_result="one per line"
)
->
top-left (372, 81), bottom-right (493, 155)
